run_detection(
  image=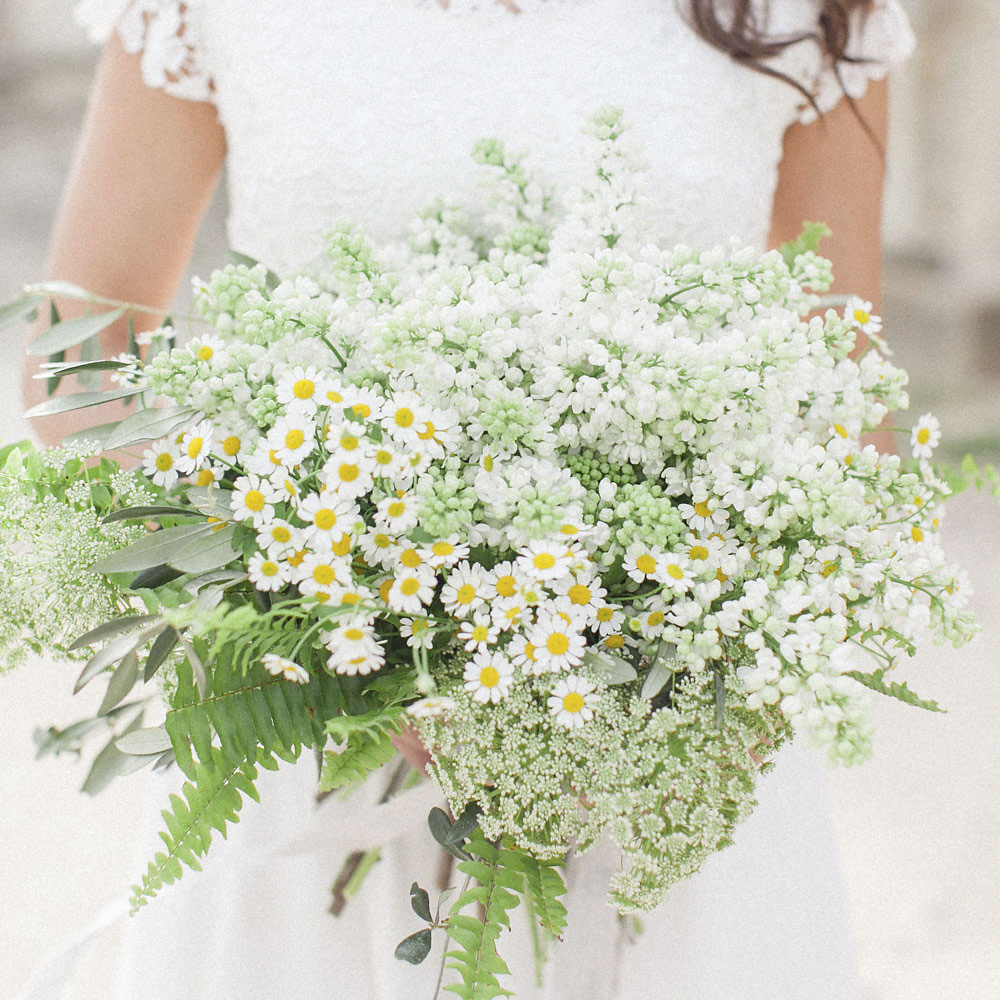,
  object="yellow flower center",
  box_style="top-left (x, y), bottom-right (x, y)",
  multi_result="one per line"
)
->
top-left (496, 574), bottom-right (517, 597)
top-left (689, 545), bottom-right (709, 561)
top-left (186, 437), bottom-right (203, 459)
top-left (394, 407), bottom-right (415, 428)
top-left (546, 633), bottom-right (570, 656)
top-left (523, 641), bottom-right (537, 660)
top-left (532, 553), bottom-right (556, 571)
top-left (326, 390), bottom-right (344, 404)
top-left (596, 607), bottom-right (614, 622)
top-left (456, 584), bottom-right (477, 605)
top-left (917, 428), bottom-right (931, 445)
top-left (285, 429), bottom-right (304, 450)
top-left (155, 453), bottom-right (173, 472)
top-left (401, 549), bottom-right (422, 568)
top-left (288, 549), bottom-right (307, 568)
top-left (351, 403), bottom-right (372, 420)
top-left (196, 469), bottom-right (215, 486)
top-left (400, 577), bottom-right (421, 596)
top-left (375, 449), bottom-right (393, 466)
top-left (331, 534), bottom-right (352, 557)
top-left (417, 421), bottom-right (436, 441)
top-left (315, 508), bottom-right (337, 531)
top-left (374, 533), bottom-right (391, 549)
top-left (666, 564), bottom-right (684, 581)
top-left (313, 564), bottom-right (336, 585)
top-left (223, 435), bottom-right (241, 456)
top-left (260, 561), bottom-right (279, 577)
top-left (388, 501), bottom-right (406, 518)
top-left (560, 524), bottom-right (579, 536)
top-left (338, 463), bottom-right (360, 482)
top-left (911, 526), bottom-right (924, 543)
top-left (272, 525), bottom-right (291, 543)
top-left (472, 626), bottom-right (489, 642)
top-left (340, 435), bottom-right (359, 451)
top-left (694, 500), bottom-right (712, 518)
top-left (834, 423), bottom-right (848, 438)
top-left (432, 541), bottom-right (454, 557)
top-left (568, 584), bottom-right (591, 605)
top-left (562, 692), bottom-right (585, 713)
top-left (341, 592), bottom-right (362, 606)
top-left (479, 667), bottom-right (500, 688)
top-left (244, 489), bottom-right (265, 512)
top-left (483, 454), bottom-right (494, 472)
top-left (379, 579), bottom-right (393, 603)
top-left (197, 345), bottom-right (213, 361)
top-left (648, 611), bottom-right (665, 627)
top-left (853, 308), bottom-right (870, 325)
top-left (344, 628), bottom-right (364, 641)
top-left (604, 635), bottom-right (626, 649)
top-left (293, 378), bottom-right (315, 400)
top-left (635, 554), bottom-right (656, 575)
